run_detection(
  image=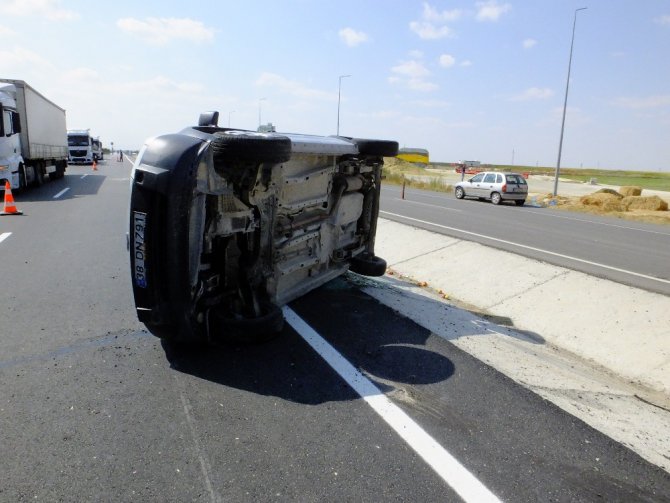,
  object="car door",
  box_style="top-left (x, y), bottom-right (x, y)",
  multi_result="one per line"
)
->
top-left (466, 173), bottom-right (485, 196)
top-left (481, 172), bottom-right (498, 198)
